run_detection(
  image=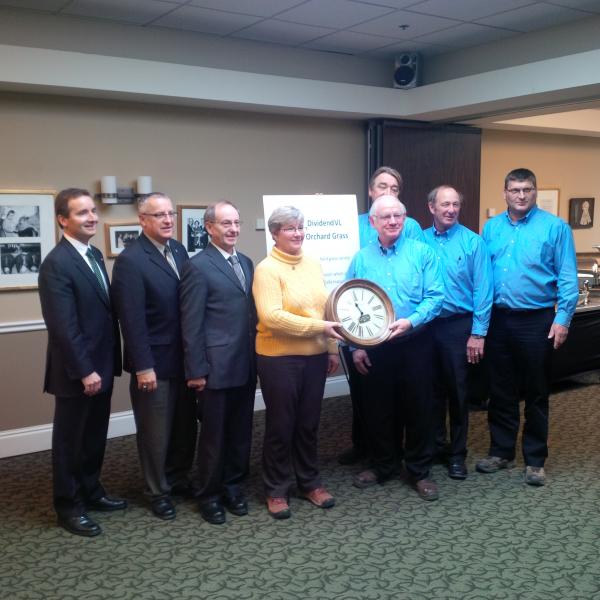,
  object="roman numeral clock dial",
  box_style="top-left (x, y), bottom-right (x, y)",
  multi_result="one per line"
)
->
top-left (325, 279), bottom-right (394, 347)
